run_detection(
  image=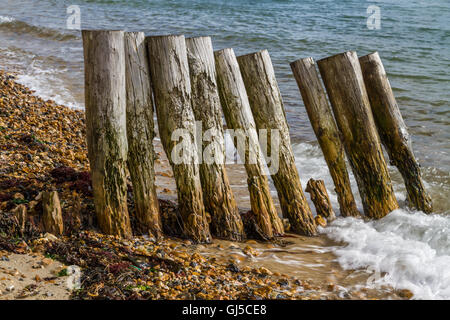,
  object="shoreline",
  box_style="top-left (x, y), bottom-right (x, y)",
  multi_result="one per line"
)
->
top-left (0, 69), bottom-right (408, 300)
